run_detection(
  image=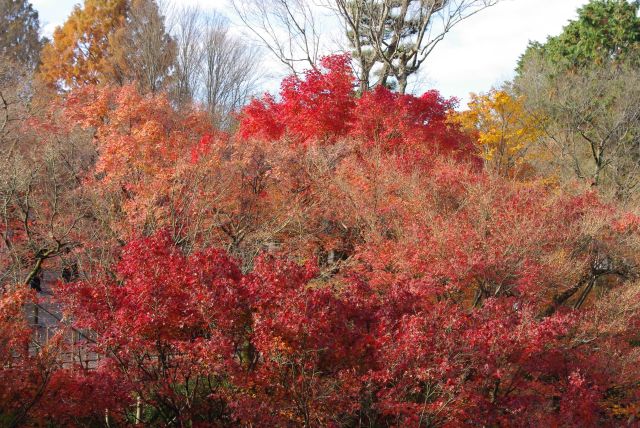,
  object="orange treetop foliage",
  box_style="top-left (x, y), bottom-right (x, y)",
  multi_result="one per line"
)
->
top-left (63, 83), bottom-right (300, 253)
top-left (64, 84), bottom-right (217, 233)
top-left (66, 84), bottom-right (214, 181)
top-left (39, 0), bottom-right (127, 89)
